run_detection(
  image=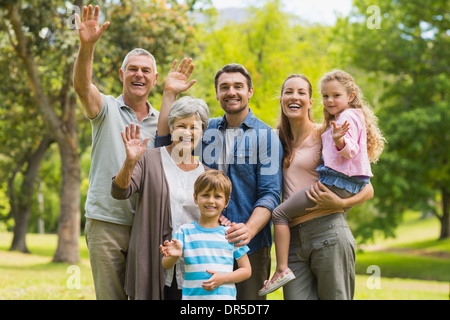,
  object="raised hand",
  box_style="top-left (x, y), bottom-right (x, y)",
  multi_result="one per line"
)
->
top-left (75, 5), bottom-right (110, 45)
top-left (121, 123), bottom-right (150, 164)
top-left (164, 58), bottom-right (197, 96)
top-left (331, 120), bottom-right (349, 150)
top-left (331, 120), bottom-right (349, 141)
top-left (160, 239), bottom-right (183, 258)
